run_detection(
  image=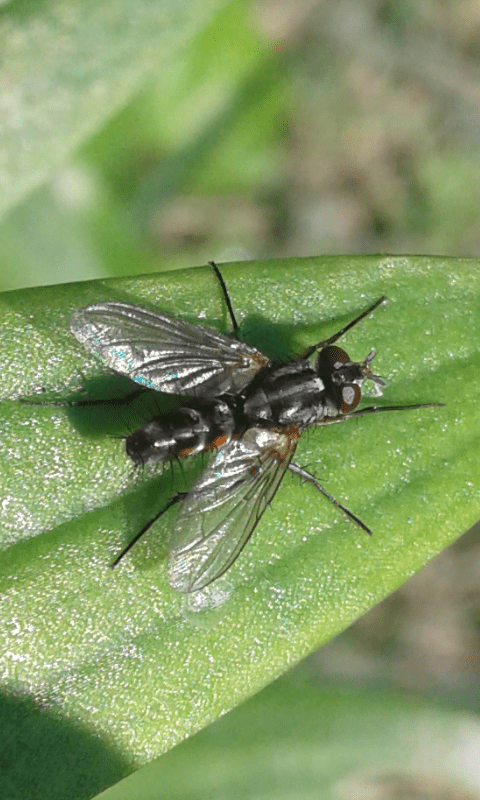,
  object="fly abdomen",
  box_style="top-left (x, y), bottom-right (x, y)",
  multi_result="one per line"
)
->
top-left (126, 400), bottom-right (236, 466)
